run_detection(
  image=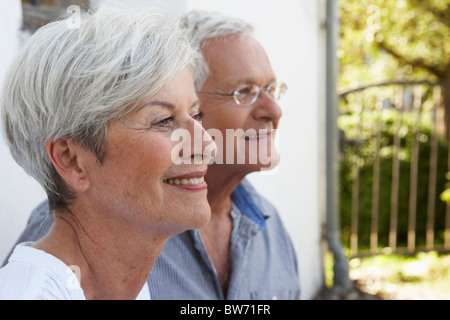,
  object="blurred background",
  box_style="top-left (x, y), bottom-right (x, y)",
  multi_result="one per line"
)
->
top-left (1, 0), bottom-right (449, 300)
top-left (335, 0), bottom-right (450, 299)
